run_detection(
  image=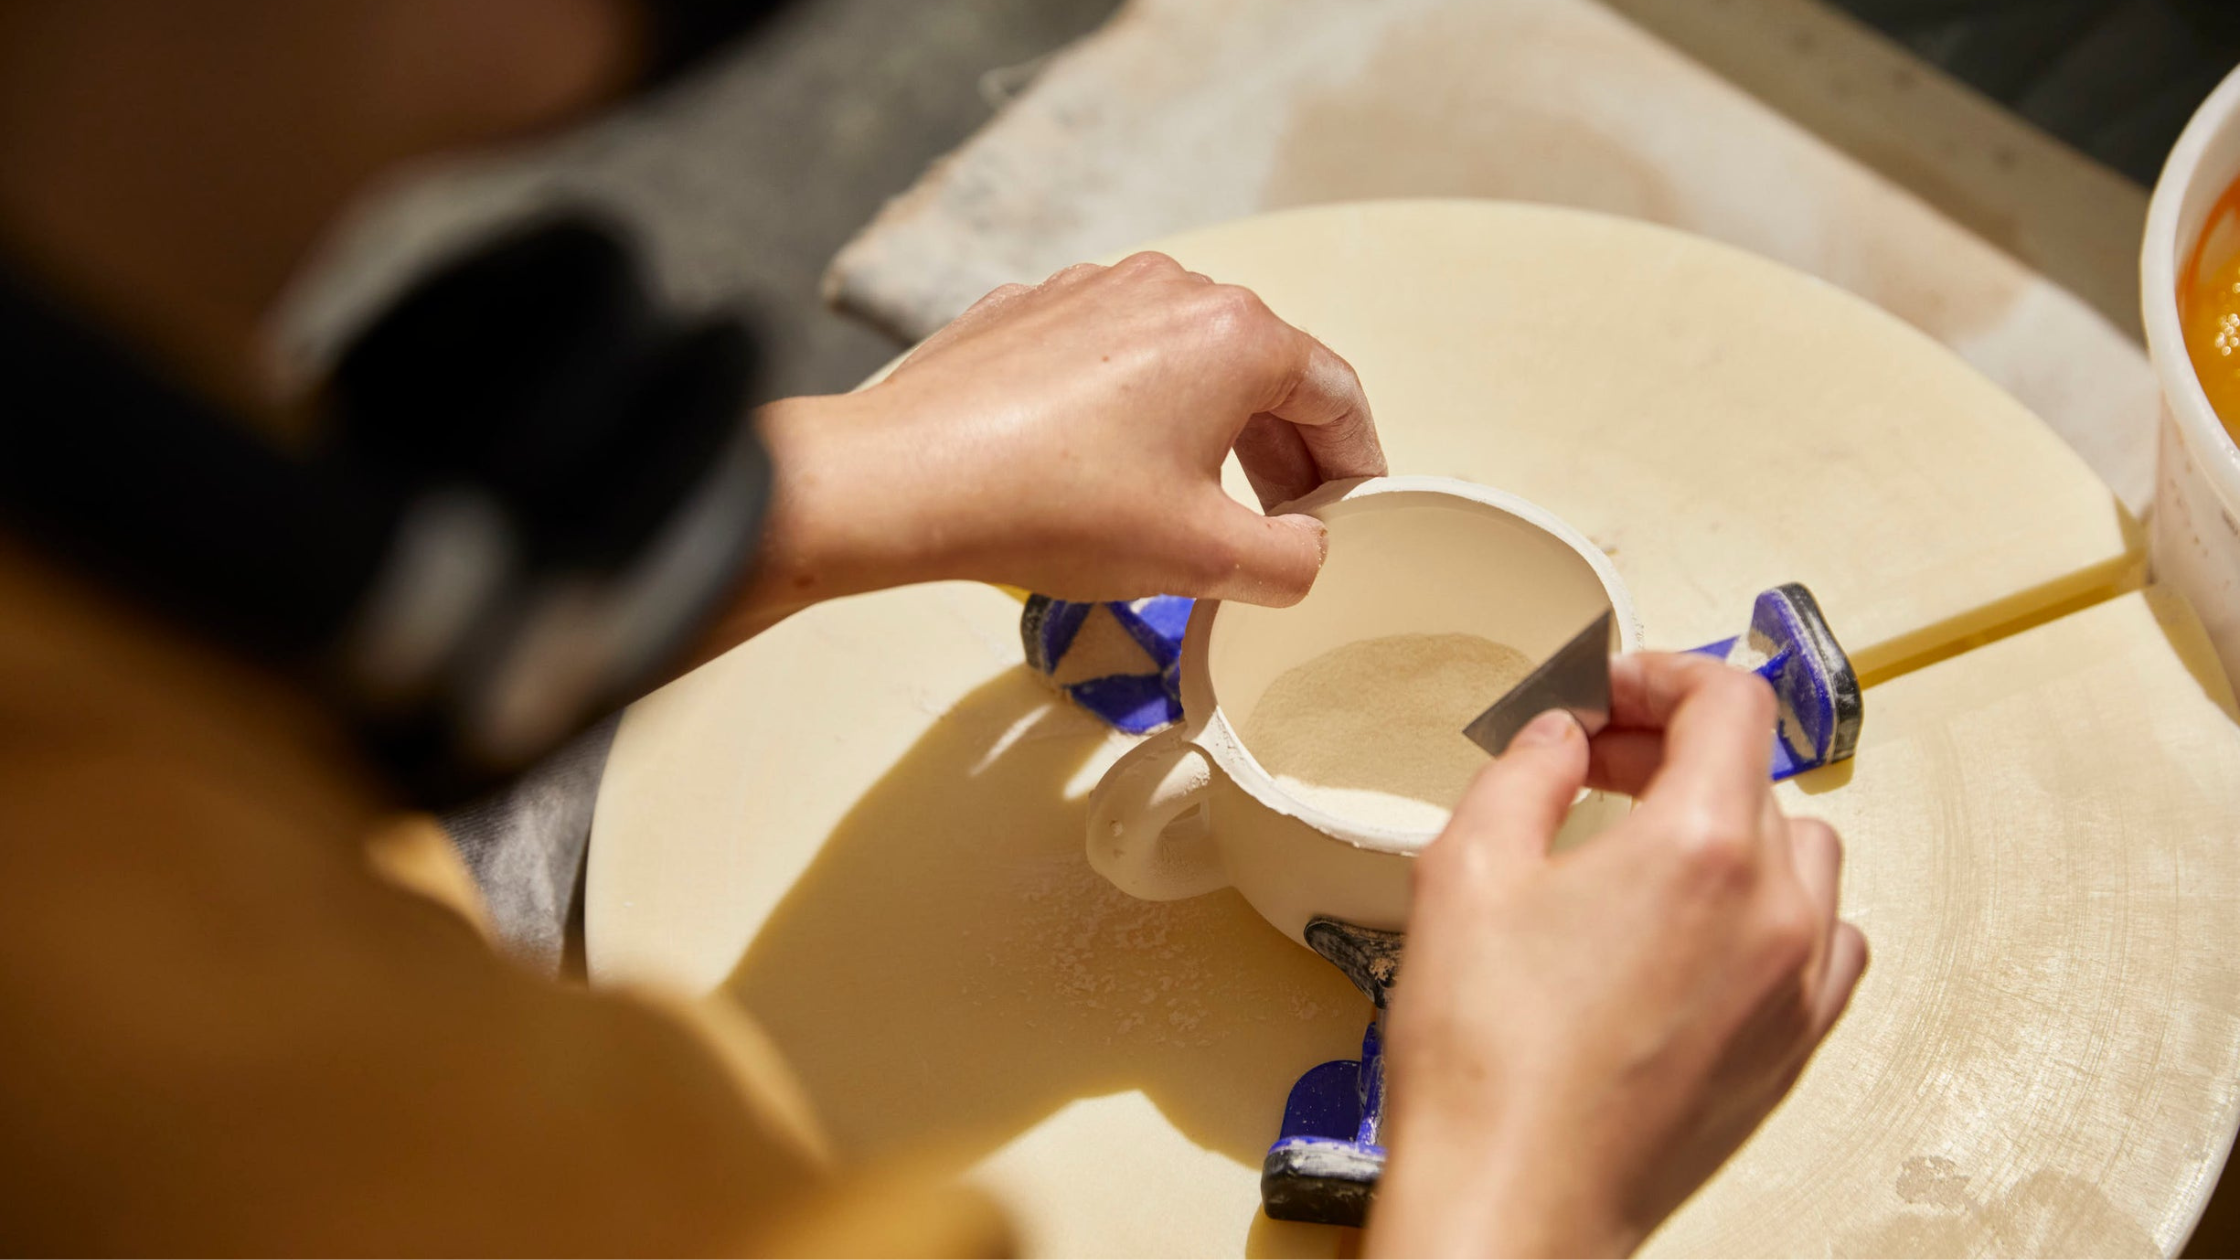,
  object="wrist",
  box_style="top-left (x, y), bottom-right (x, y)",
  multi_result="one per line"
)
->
top-left (675, 392), bottom-right (929, 664)
top-left (746, 393), bottom-right (897, 604)
top-left (1371, 1109), bottom-right (1643, 1258)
